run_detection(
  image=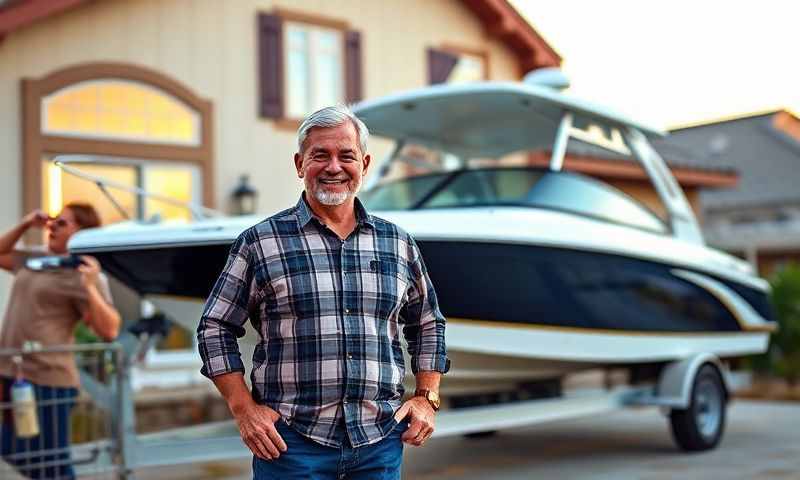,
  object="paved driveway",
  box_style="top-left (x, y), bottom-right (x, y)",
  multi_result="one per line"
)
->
top-left (135, 400), bottom-right (800, 479)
